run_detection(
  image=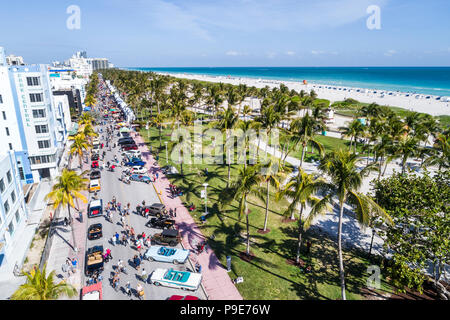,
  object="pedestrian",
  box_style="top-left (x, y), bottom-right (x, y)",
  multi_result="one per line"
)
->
top-left (145, 236), bottom-right (151, 247)
top-left (134, 255), bottom-right (141, 270)
top-left (120, 215), bottom-right (126, 227)
top-left (174, 207), bottom-right (177, 217)
top-left (141, 268), bottom-right (148, 282)
top-left (125, 281), bottom-right (132, 297)
top-left (142, 200), bottom-right (146, 207)
top-left (122, 234), bottom-right (127, 247)
top-left (111, 235), bottom-right (116, 246)
top-left (115, 232), bottom-right (120, 245)
top-left (61, 261), bottom-right (68, 277)
top-left (137, 283), bottom-right (145, 300)
top-left (169, 208), bottom-right (173, 217)
top-left (71, 257), bottom-right (78, 272)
